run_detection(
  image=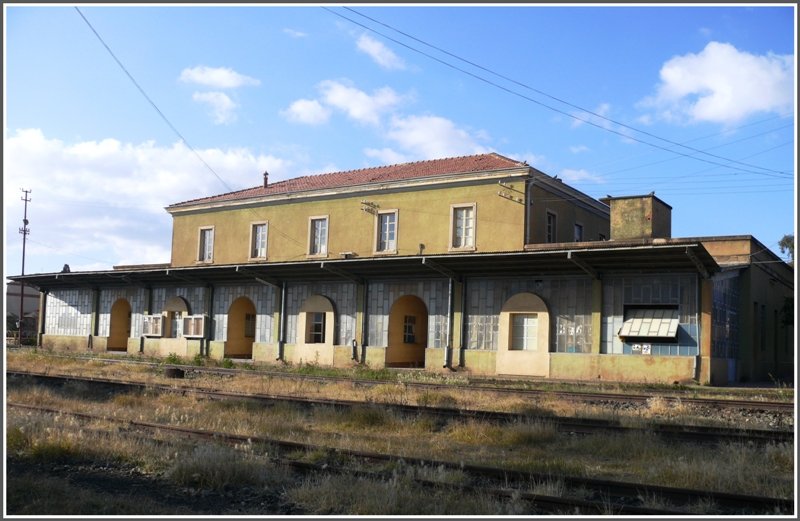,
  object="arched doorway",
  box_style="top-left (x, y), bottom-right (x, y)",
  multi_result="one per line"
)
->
top-left (387, 295), bottom-right (428, 368)
top-left (164, 296), bottom-right (190, 338)
top-left (108, 298), bottom-right (131, 351)
top-left (226, 296), bottom-right (256, 359)
top-left (496, 292), bottom-right (550, 377)
top-left (294, 295), bottom-right (336, 366)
